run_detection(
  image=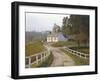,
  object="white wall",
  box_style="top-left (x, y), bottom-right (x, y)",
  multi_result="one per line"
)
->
top-left (0, 0), bottom-right (99, 81)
